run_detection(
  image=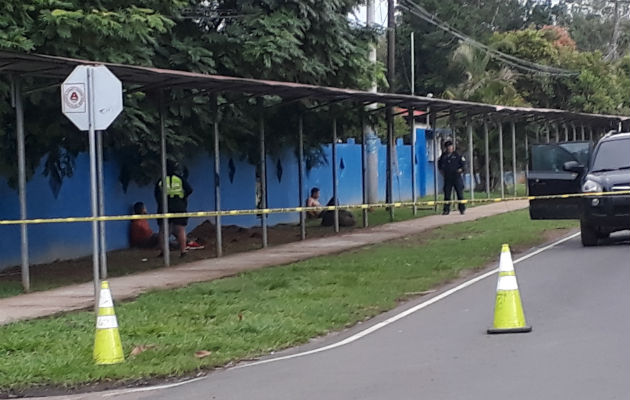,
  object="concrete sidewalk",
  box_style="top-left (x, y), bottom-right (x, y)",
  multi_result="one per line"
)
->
top-left (0, 201), bottom-right (527, 326)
